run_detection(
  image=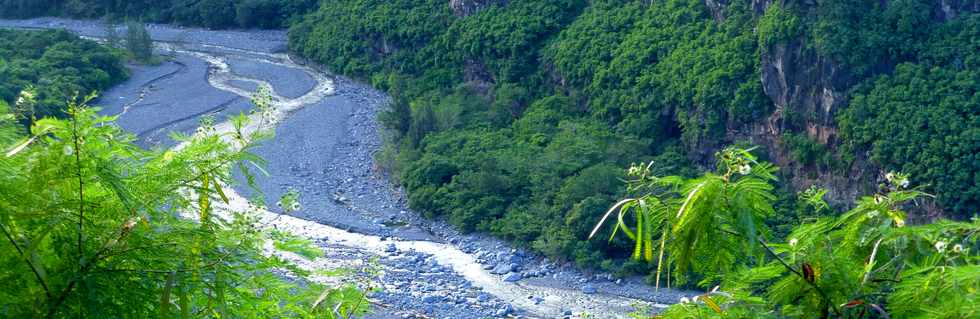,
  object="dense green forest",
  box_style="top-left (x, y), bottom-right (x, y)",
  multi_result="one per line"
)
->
top-left (0, 0), bottom-right (318, 29)
top-left (0, 0), bottom-right (977, 316)
top-left (0, 29), bottom-right (127, 121)
top-left (289, 0), bottom-right (980, 272)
